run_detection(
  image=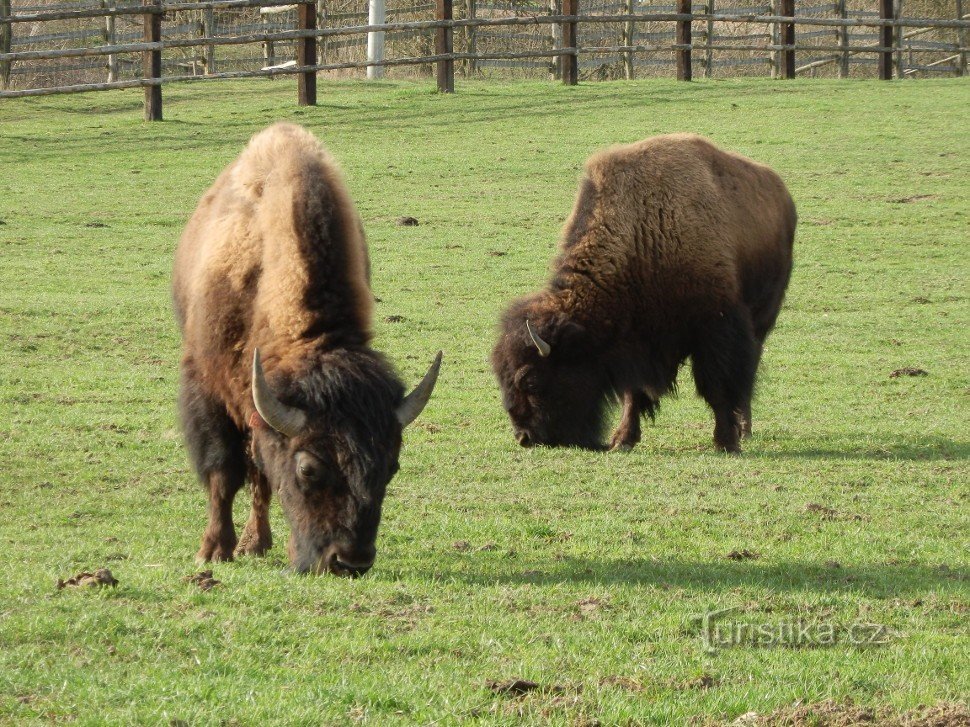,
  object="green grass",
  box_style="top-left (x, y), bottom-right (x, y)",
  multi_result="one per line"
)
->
top-left (0, 77), bottom-right (967, 725)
